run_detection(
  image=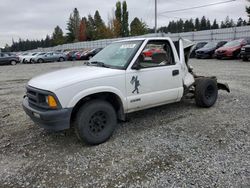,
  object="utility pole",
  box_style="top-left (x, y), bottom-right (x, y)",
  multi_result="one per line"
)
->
top-left (155, 0), bottom-right (157, 33)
